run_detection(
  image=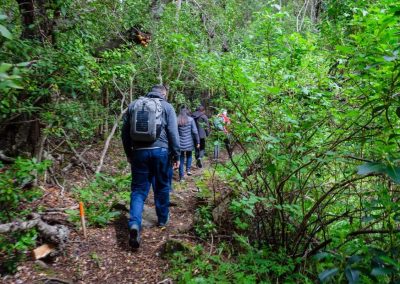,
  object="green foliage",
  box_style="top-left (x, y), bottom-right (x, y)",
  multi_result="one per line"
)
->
top-left (0, 158), bottom-right (48, 275)
top-left (42, 100), bottom-right (106, 141)
top-left (230, 193), bottom-right (264, 231)
top-left (194, 205), bottom-right (216, 239)
top-left (67, 174), bottom-right (130, 227)
top-left (1, 0), bottom-right (400, 281)
top-left (0, 158), bottom-right (49, 223)
top-left (168, 241), bottom-right (311, 283)
top-left (185, 1), bottom-right (399, 282)
top-left (0, 230), bottom-right (38, 275)
top-left (315, 245), bottom-right (400, 283)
